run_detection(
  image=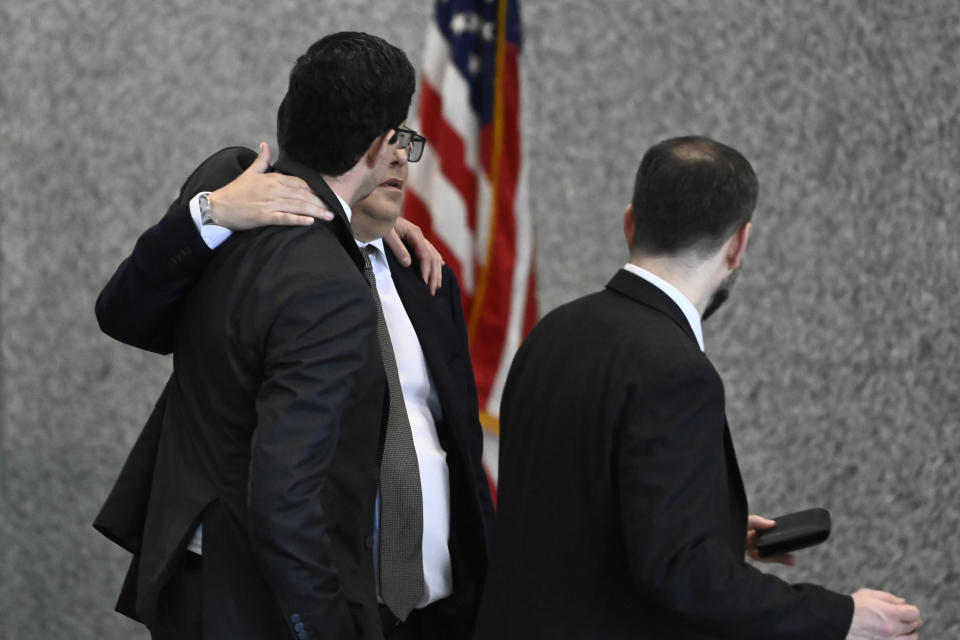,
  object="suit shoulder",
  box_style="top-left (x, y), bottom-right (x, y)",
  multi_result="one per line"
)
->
top-left (199, 145), bottom-right (258, 168)
top-left (226, 221), bottom-right (358, 276)
top-left (177, 146), bottom-right (258, 199)
top-left (531, 289), bottom-right (715, 379)
top-left (186, 222), bottom-right (372, 343)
